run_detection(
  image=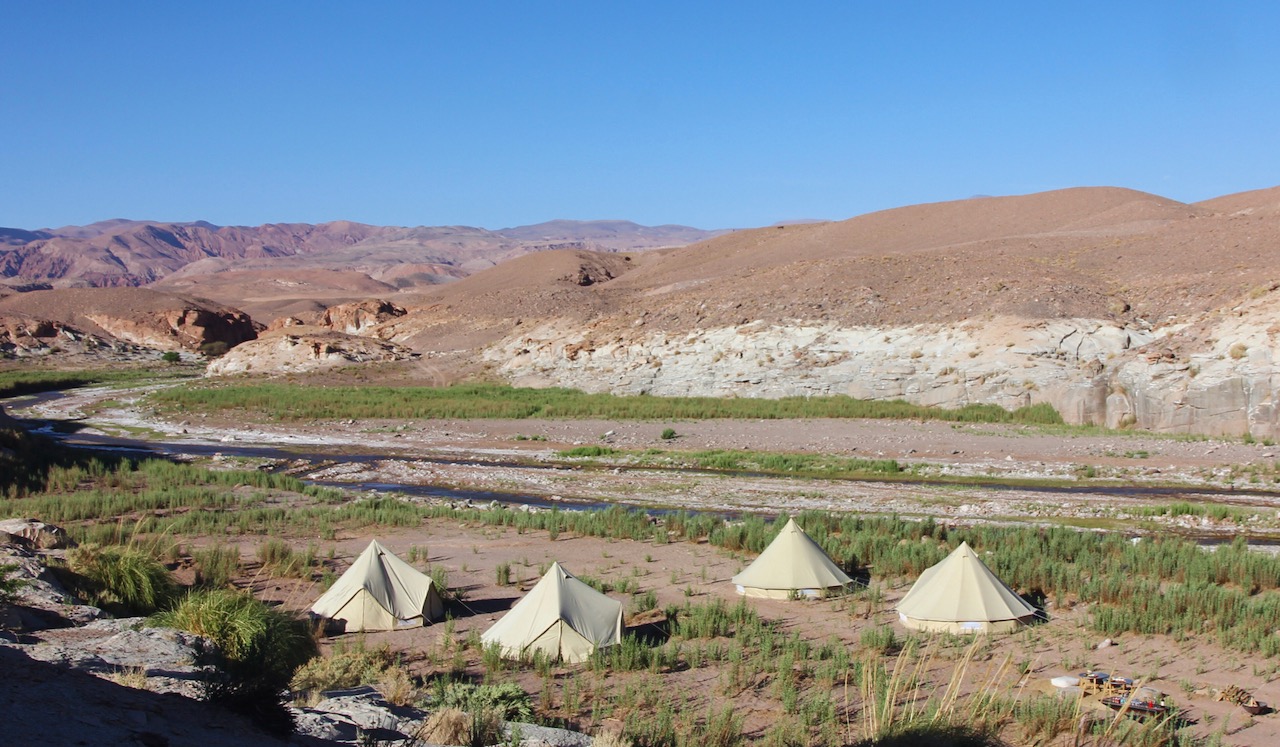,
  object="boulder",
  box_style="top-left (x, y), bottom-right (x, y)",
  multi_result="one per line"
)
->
top-left (0, 518), bottom-right (75, 549)
top-left (321, 300), bottom-right (407, 335)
